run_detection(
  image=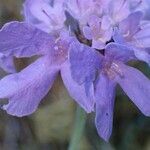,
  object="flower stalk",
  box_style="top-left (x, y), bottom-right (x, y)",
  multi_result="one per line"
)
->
top-left (68, 106), bottom-right (87, 150)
